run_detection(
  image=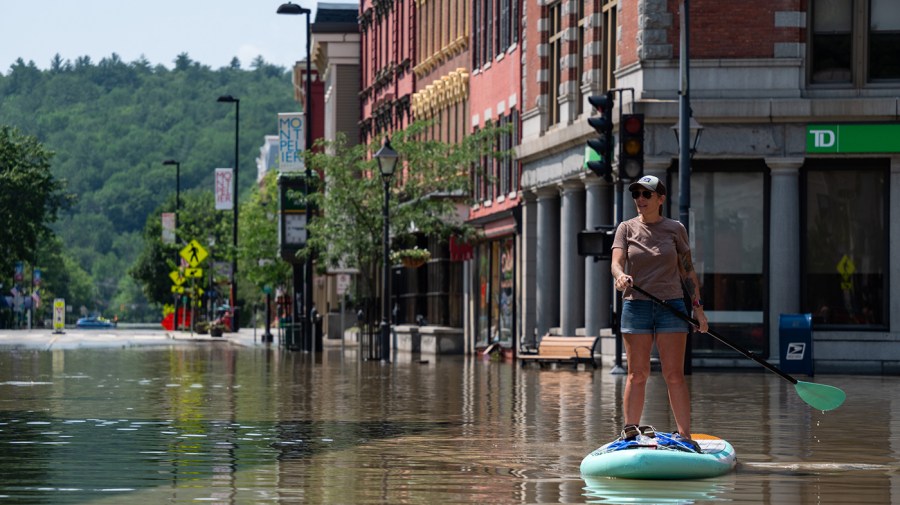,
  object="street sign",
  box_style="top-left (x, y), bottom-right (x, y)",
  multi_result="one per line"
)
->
top-left (171, 286), bottom-right (185, 294)
top-left (185, 267), bottom-right (203, 278)
top-left (336, 273), bottom-right (351, 296)
top-left (169, 270), bottom-right (186, 286)
top-left (53, 299), bottom-right (65, 333)
top-left (180, 239), bottom-right (209, 267)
